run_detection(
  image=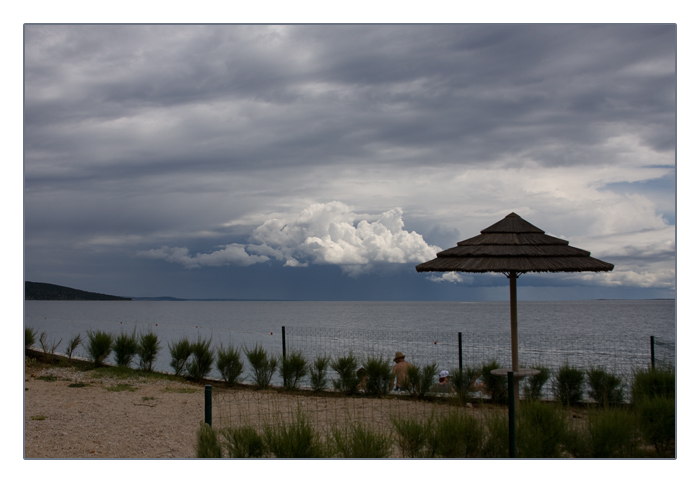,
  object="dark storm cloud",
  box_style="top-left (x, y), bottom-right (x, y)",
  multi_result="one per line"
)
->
top-left (25, 24), bottom-right (675, 181)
